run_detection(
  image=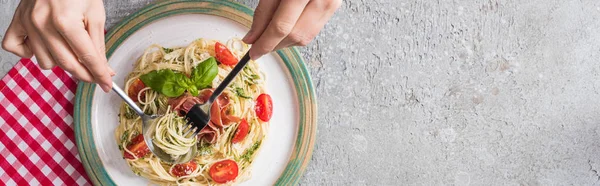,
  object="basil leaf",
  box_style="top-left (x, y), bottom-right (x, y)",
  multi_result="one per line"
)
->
top-left (177, 75), bottom-right (199, 96)
top-left (191, 57), bottom-right (218, 89)
top-left (161, 72), bottom-right (187, 97)
top-left (140, 69), bottom-right (187, 97)
top-left (160, 80), bottom-right (185, 97)
top-left (139, 70), bottom-right (164, 90)
top-left (175, 74), bottom-right (191, 87)
top-left (140, 70), bottom-right (169, 93)
top-left (187, 85), bottom-right (199, 96)
top-left (140, 59), bottom-right (216, 98)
